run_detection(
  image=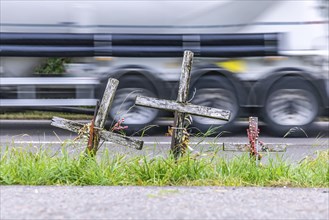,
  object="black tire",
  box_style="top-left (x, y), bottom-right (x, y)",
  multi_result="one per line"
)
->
top-left (189, 75), bottom-right (239, 134)
top-left (263, 77), bottom-right (319, 136)
top-left (104, 75), bottom-right (159, 134)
